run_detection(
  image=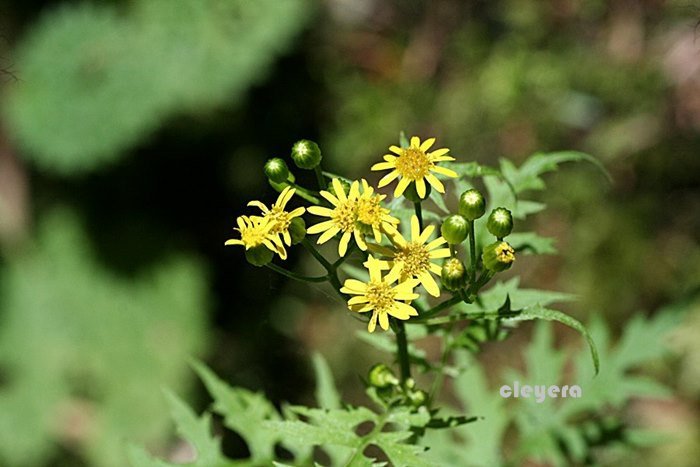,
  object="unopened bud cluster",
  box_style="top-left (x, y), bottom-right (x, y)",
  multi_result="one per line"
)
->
top-left (367, 364), bottom-right (427, 408)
